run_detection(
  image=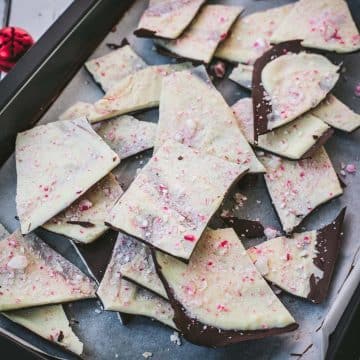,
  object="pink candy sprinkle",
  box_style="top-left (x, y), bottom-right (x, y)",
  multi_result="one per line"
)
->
top-left (216, 304), bottom-right (229, 312)
top-left (220, 32), bottom-right (228, 41)
top-left (212, 61), bottom-right (226, 78)
top-left (355, 85), bottom-right (360, 97)
top-left (219, 240), bottom-right (229, 248)
top-left (346, 164), bottom-right (356, 174)
top-left (184, 234), bottom-right (196, 242)
top-left (78, 199), bottom-right (93, 211)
